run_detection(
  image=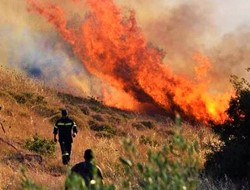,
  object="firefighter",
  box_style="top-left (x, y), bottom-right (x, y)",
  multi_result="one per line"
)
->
top-left (70, 149), bottom-right (103, 187)
top-left (54, 109), bottom-right (77, 165)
